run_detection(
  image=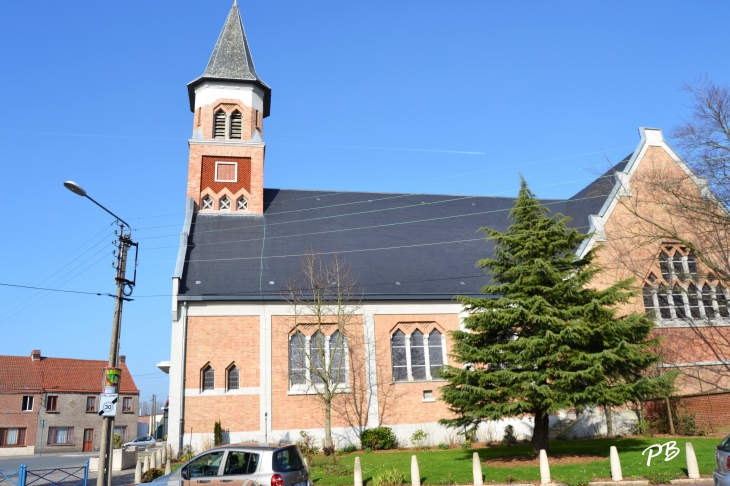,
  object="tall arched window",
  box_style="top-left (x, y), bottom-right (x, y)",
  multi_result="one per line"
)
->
top-left (289, 332), bottom-right (306, 386)
top-left (657, 286), bottom-right (671, 319)
top-left (391, 331), bottom-right (407, 382)
top-left (428, 329), bottom-right (444, 378)
top-left (202, 366), bottom-right (215, 391)
top-left (329, 331), bottom-right (347, 384)
top-left (717, 285), bottom-right (729, 317)
top-left (230, 111), bottom-right (242, 139)
top-left (201, 195), bottom-right (214, 210)
top-left (643, 285), bottom-right (655, 317)
top-left (309, 331), bottom-right (325, 384)
top-left (410, 330), bottom-right (426, 380)
top-left (672, 285), bottom-right (686, 319)
top-left (687, 283), bottom-right (701, 318)
top-left (702, 284), bottom-right (715, 318)
top-left (214, 110), bottom-right (226, 138)
top-left (391, 328), bottom-right (445, 382)
top-left (227, 366), bottom-right (239, 391)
